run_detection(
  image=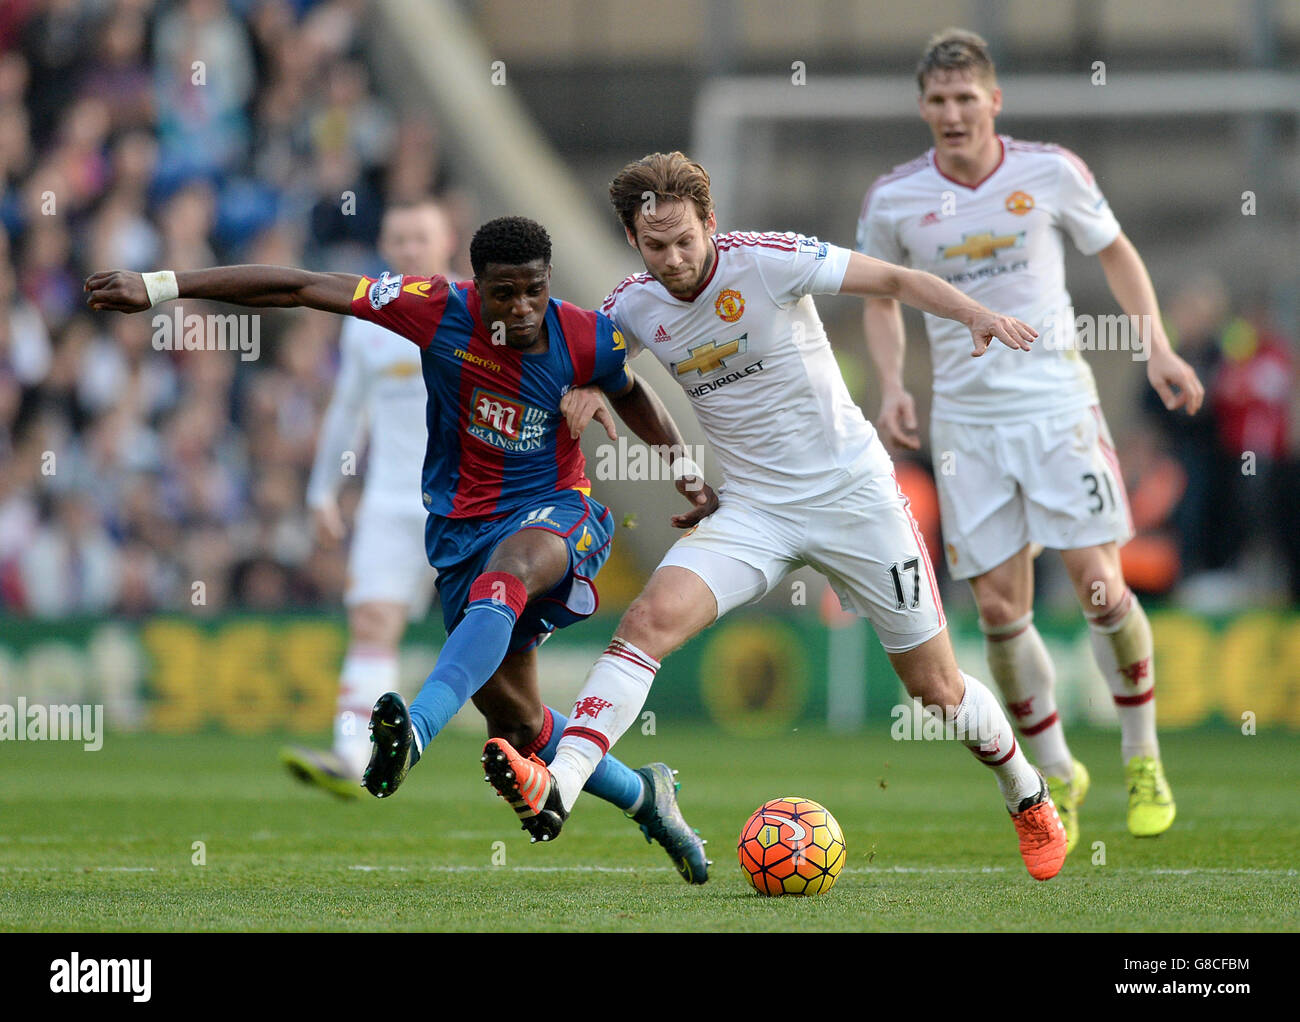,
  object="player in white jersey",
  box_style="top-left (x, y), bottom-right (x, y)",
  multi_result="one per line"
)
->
top-left (857, 29), bottom-right (1204, 847)
top-left (281, 199), bottom-right (455, 796)
top-left (480, 151), bottom-right (1078, 881)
